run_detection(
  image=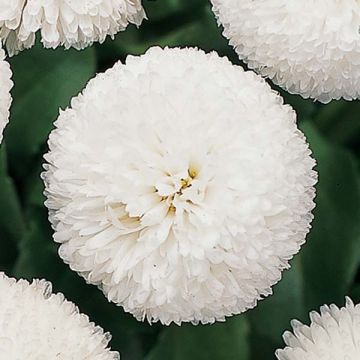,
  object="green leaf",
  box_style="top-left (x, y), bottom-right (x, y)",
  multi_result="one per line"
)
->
top-left (349, 284), bottom-right (360, 303)
top-left (313, 100), bottom-right (360, 147)
top-left (0, 145), bottom-right (24, 270)
top-left (13, 207), bottom-right (59, 280)
top-left (246, 258), bottom-right (306, 359)
top-left (146, 317), bottom-right (250, 360)
top-left (143, 0), bottom-right (206, 22)
top-left (6, 43), bottom-right (96, 179)
top-left (248, 258), bottom-right (306, 358)
top-left (300, 122), bottom-right (360, 309)
top-left (110, 5), bottom-right (235, 61)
